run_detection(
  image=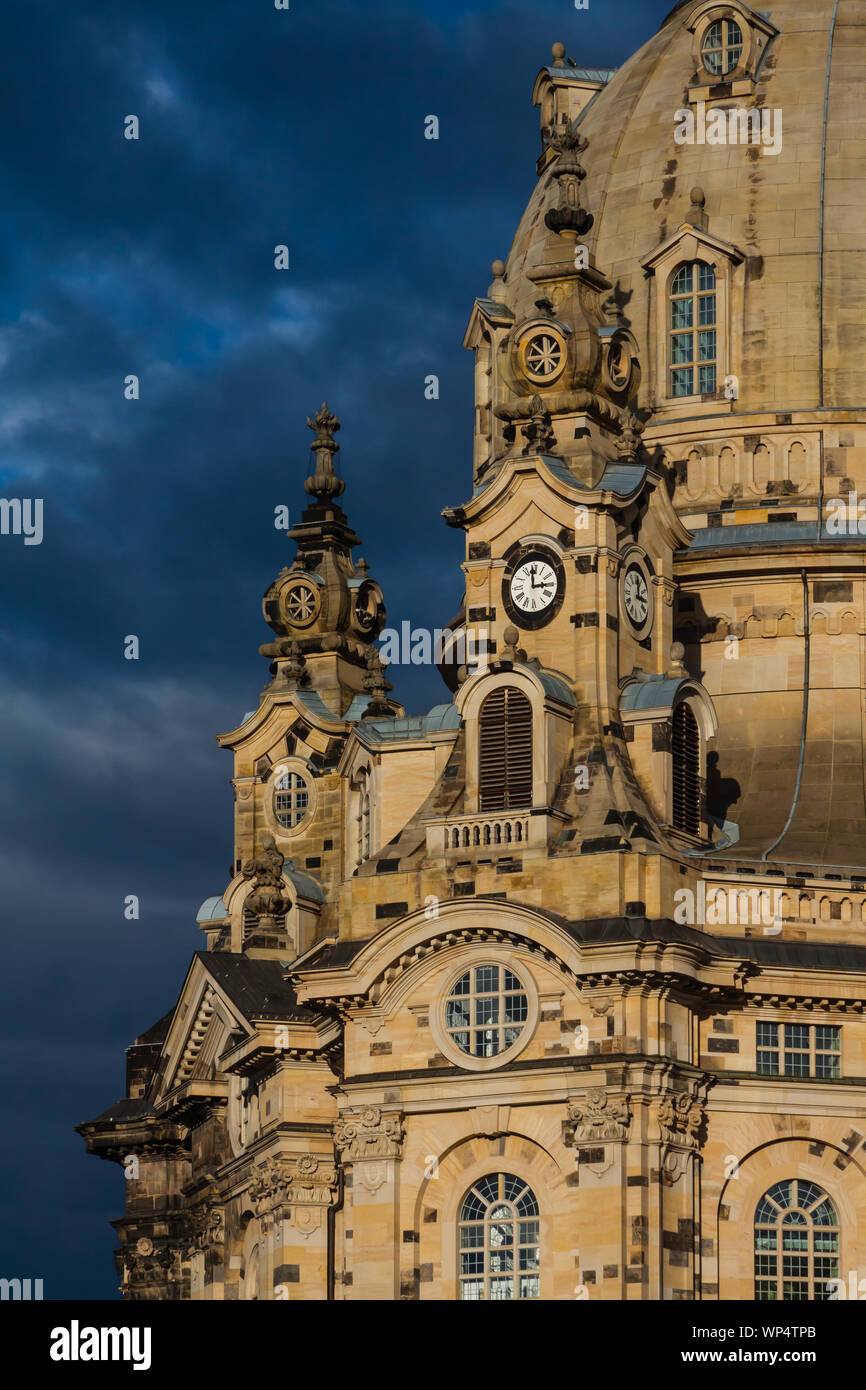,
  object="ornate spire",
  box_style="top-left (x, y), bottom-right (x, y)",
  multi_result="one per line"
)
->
top-left (305, 402), bottom-right (345, 502)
